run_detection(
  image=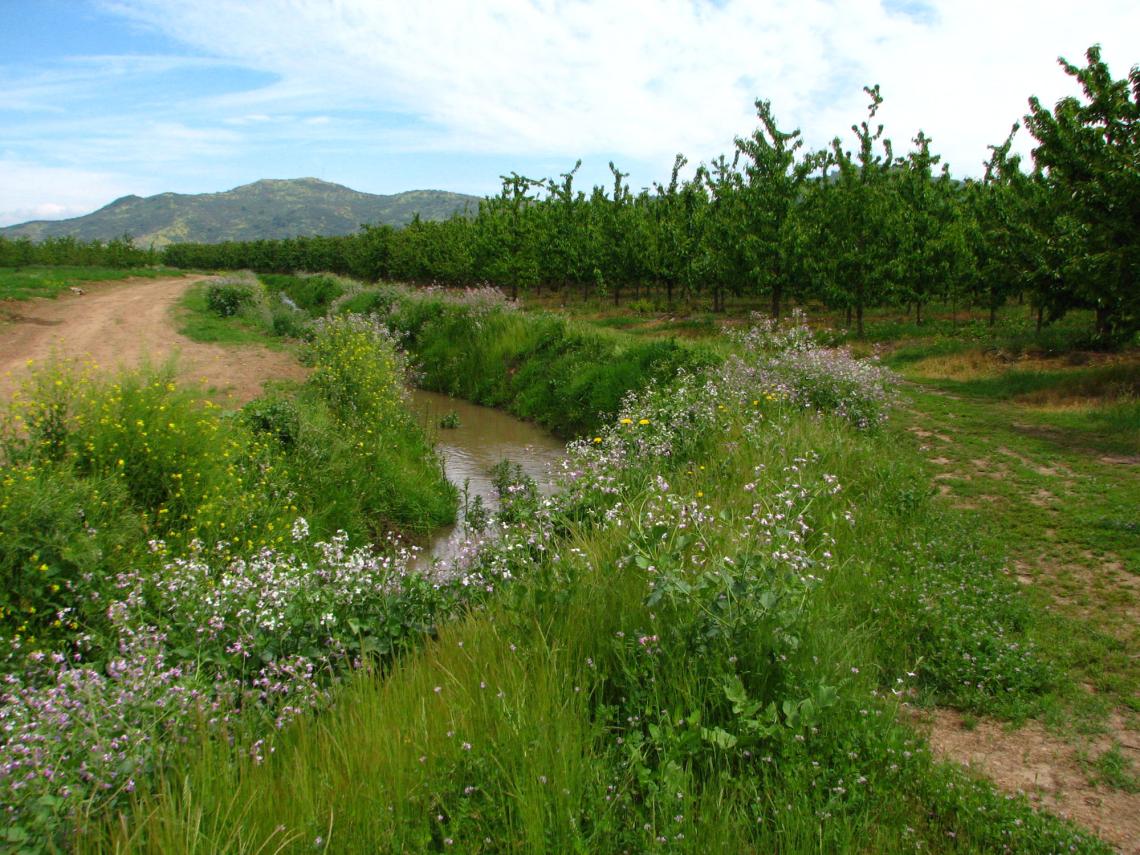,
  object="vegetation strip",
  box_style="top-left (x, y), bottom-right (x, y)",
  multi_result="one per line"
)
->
top-left (55, 287), bottom-right (1110, 852)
